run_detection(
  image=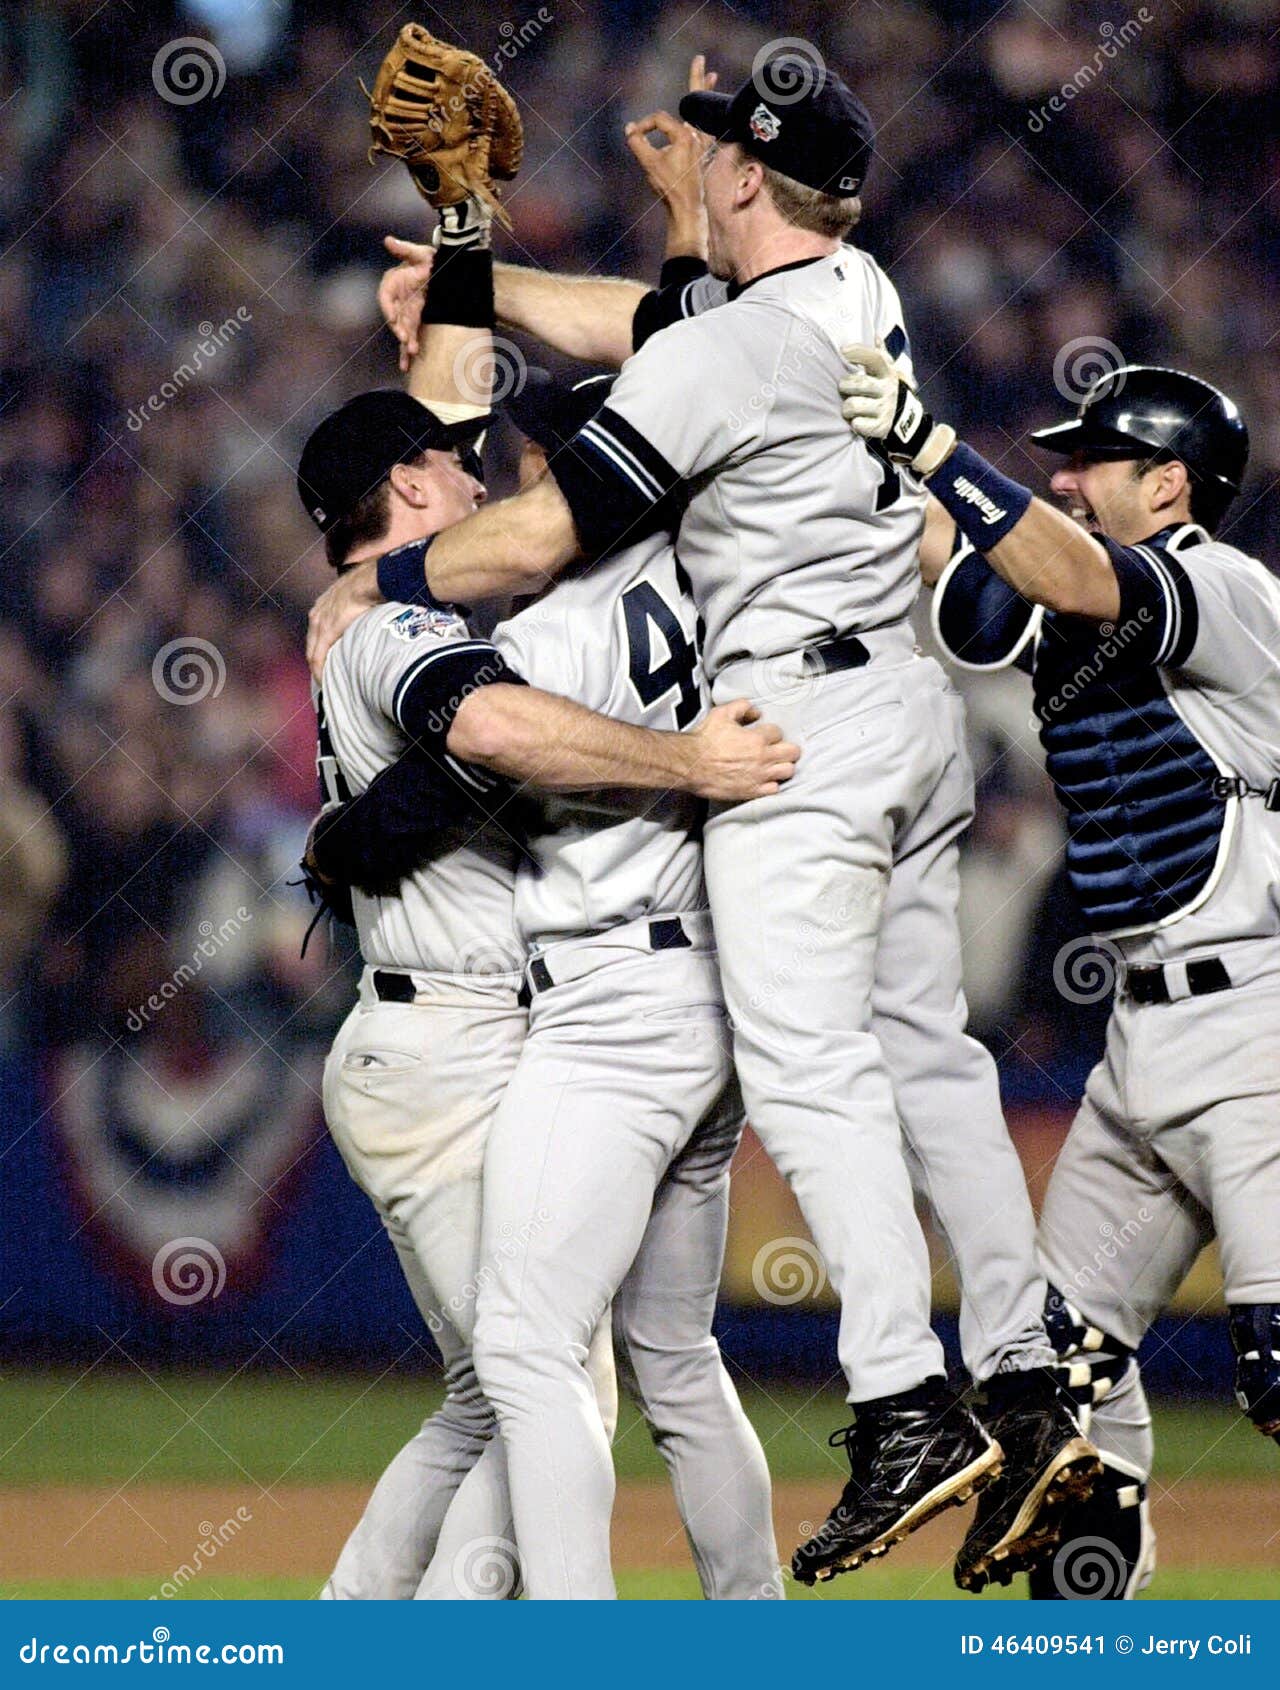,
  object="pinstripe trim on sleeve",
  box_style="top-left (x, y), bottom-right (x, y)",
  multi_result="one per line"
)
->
top-left (391, 639), bottom-right (521, 746)
top-left (577, 418), bottom-right (667, 502)
top-left (1105, 538), bottom-right (1199, 669)
top-left (553, 405), bottom-right (685, 555)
